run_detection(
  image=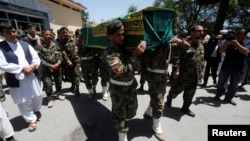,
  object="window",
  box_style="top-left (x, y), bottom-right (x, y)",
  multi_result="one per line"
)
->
top-left (8, 13), bottom-right (28, 21)
top-left (0, 11), bottom-right (7, 19)
top-left (29, 17), bottom-right (43, 23)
